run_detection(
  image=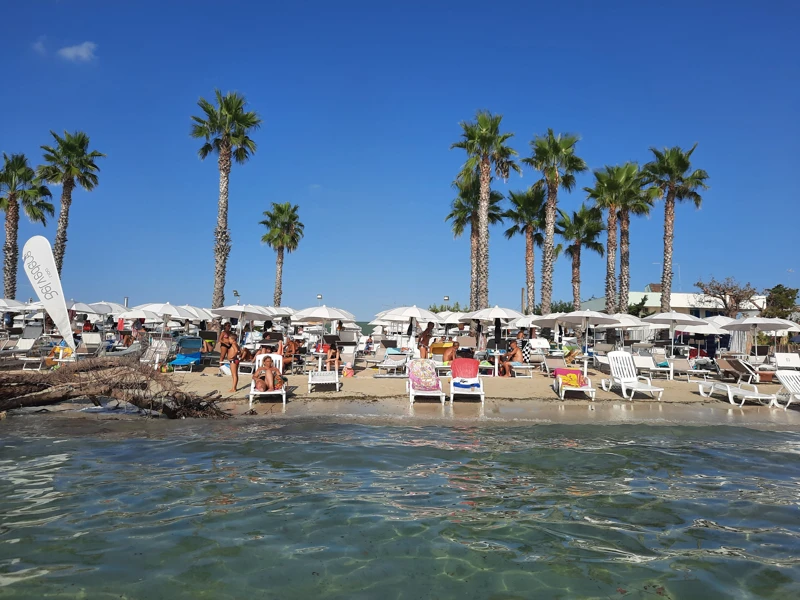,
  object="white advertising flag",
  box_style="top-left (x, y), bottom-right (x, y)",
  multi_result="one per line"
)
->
top-left (21, 236), bottom-right (75, 350)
